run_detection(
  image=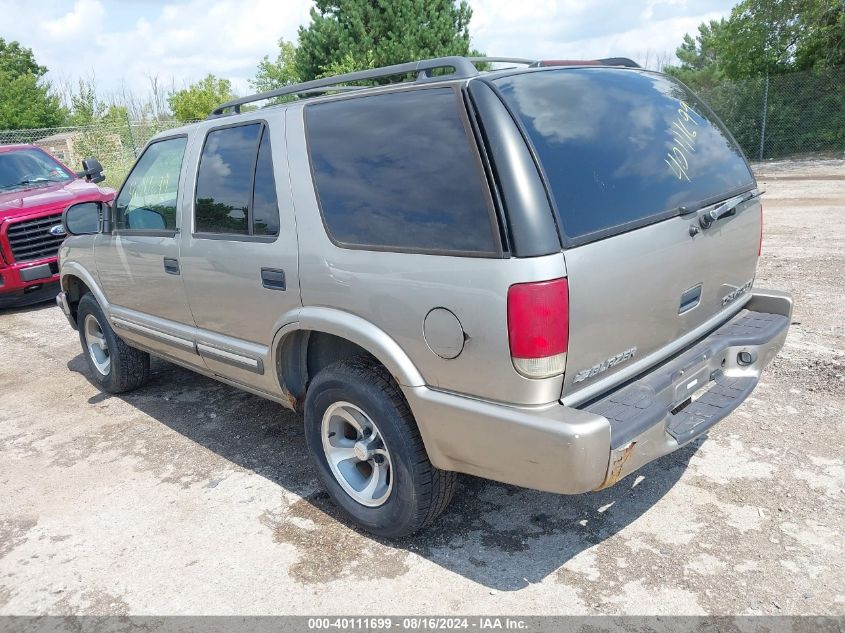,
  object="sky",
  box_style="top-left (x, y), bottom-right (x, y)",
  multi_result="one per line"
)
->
top-left (0, 0), bottom-right (736, 101)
